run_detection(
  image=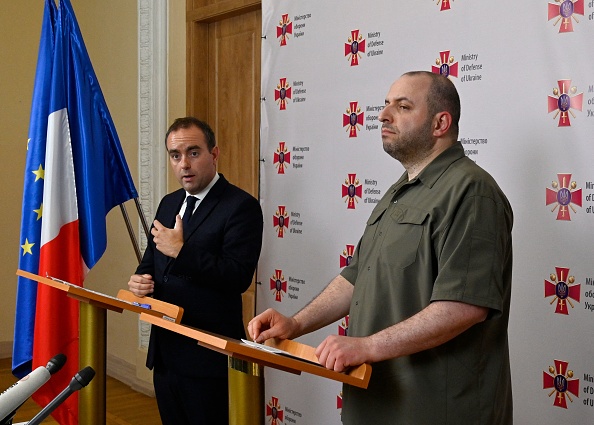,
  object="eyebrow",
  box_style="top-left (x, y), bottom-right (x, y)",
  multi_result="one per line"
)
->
top-left (386, 96), bottom-right (412, 105)
top-left (168, 144), bottom-right (202, 154)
